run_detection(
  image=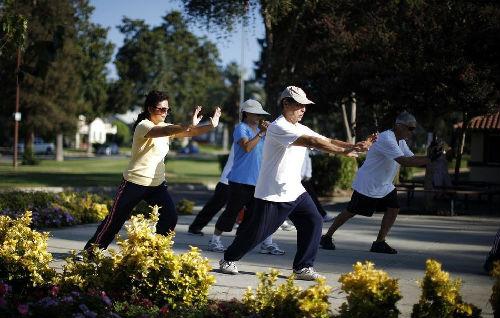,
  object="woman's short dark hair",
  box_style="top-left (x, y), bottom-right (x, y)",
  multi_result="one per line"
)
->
top-left (133, 90), bottom-right (169, 130)
top-left (280, 97), bottom-right (295, 109)
top-left (241, 111), bottom-right (247, 121)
